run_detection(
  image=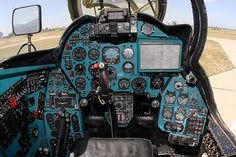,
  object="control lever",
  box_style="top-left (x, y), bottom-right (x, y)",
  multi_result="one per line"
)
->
top-left (55, 109), bottom-right (70, 157)
top-left (94, 62), bottom-right (118, 138)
